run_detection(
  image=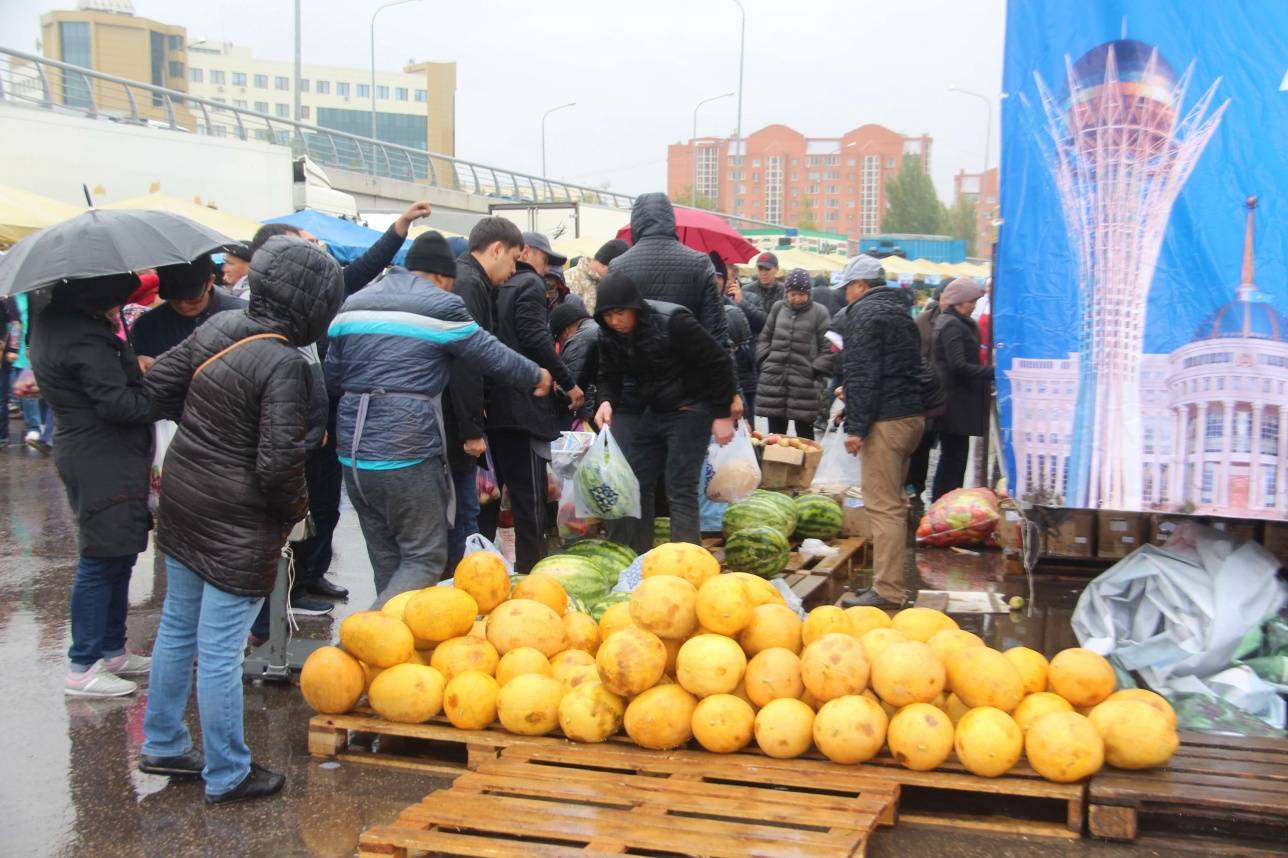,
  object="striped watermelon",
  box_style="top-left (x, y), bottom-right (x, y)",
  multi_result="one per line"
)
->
top-left (724, 525), bottom-right (791, 578)
top-left (653, 517), bottom-right (671, 548)
top-left (529, 555), bottom-right (609, 603)
top-left (750, 489), bottom-right (799, 535)
top-left (587, 591), bottom-right (631, 621)
top-left (722, 498), bottom-right (792, 541)
top-left (563, 539), bottom-right (637, 588)
top-left (793, 494), bottom-right (844, 541)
